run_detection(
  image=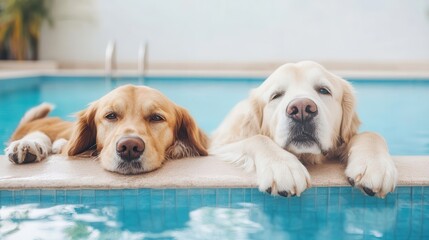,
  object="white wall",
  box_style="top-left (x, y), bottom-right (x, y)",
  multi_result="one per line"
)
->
top-left (40, 0), bottom-right (429, 64)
